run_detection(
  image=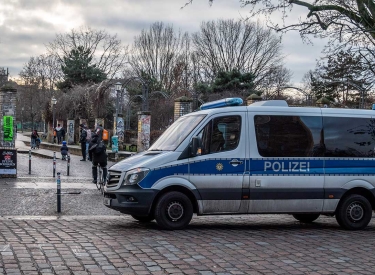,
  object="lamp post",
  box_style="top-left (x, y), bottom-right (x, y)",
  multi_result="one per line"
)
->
top-left (114, 82), bottom-right (122, 135)
top-left (51, 97), bottom-right (57, 143)
top-left (21, 107), bottom-right (24, 133)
